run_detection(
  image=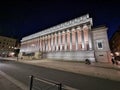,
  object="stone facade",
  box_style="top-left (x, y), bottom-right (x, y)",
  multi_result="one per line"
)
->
top-left (92, 26), bottom-right (111, 62)
top-left (19, 14), bottom-right (111, 62)
top-left (0, 36), bottom-right (16, 57)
